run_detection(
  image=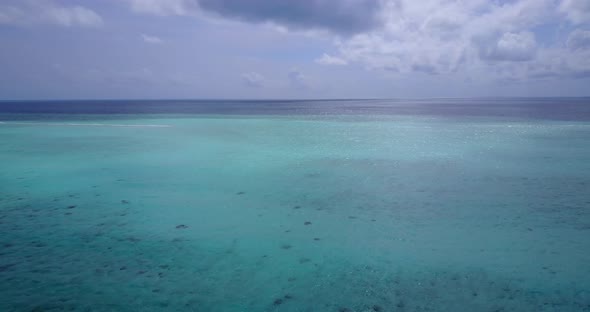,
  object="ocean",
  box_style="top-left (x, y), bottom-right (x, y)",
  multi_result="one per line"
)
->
top-left (1, 98), bottom-right (589, 311)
